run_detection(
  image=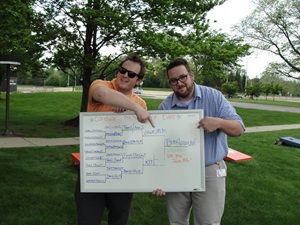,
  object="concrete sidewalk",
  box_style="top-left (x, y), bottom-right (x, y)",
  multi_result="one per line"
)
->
top-left (0, 136), bottom-right (80, 149)
top-left (1, 124), bottom-right (300, 149)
